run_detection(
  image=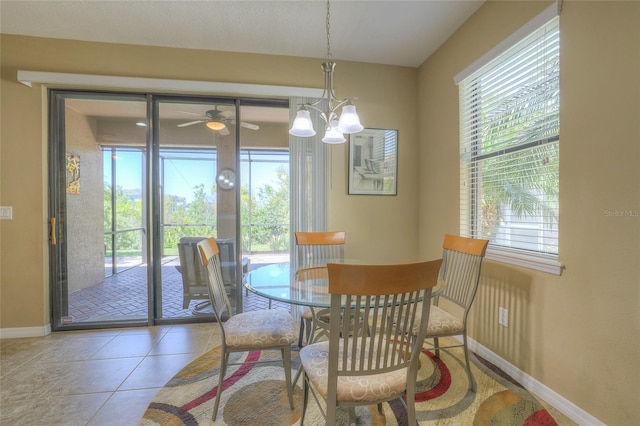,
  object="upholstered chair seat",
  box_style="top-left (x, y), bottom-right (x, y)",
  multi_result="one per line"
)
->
top-left (426, 305), bottom-right (465, 335)
top-left (300, 338), bottom-right (408, 402)
top-left (224, 309), bottom-right (296, 349)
